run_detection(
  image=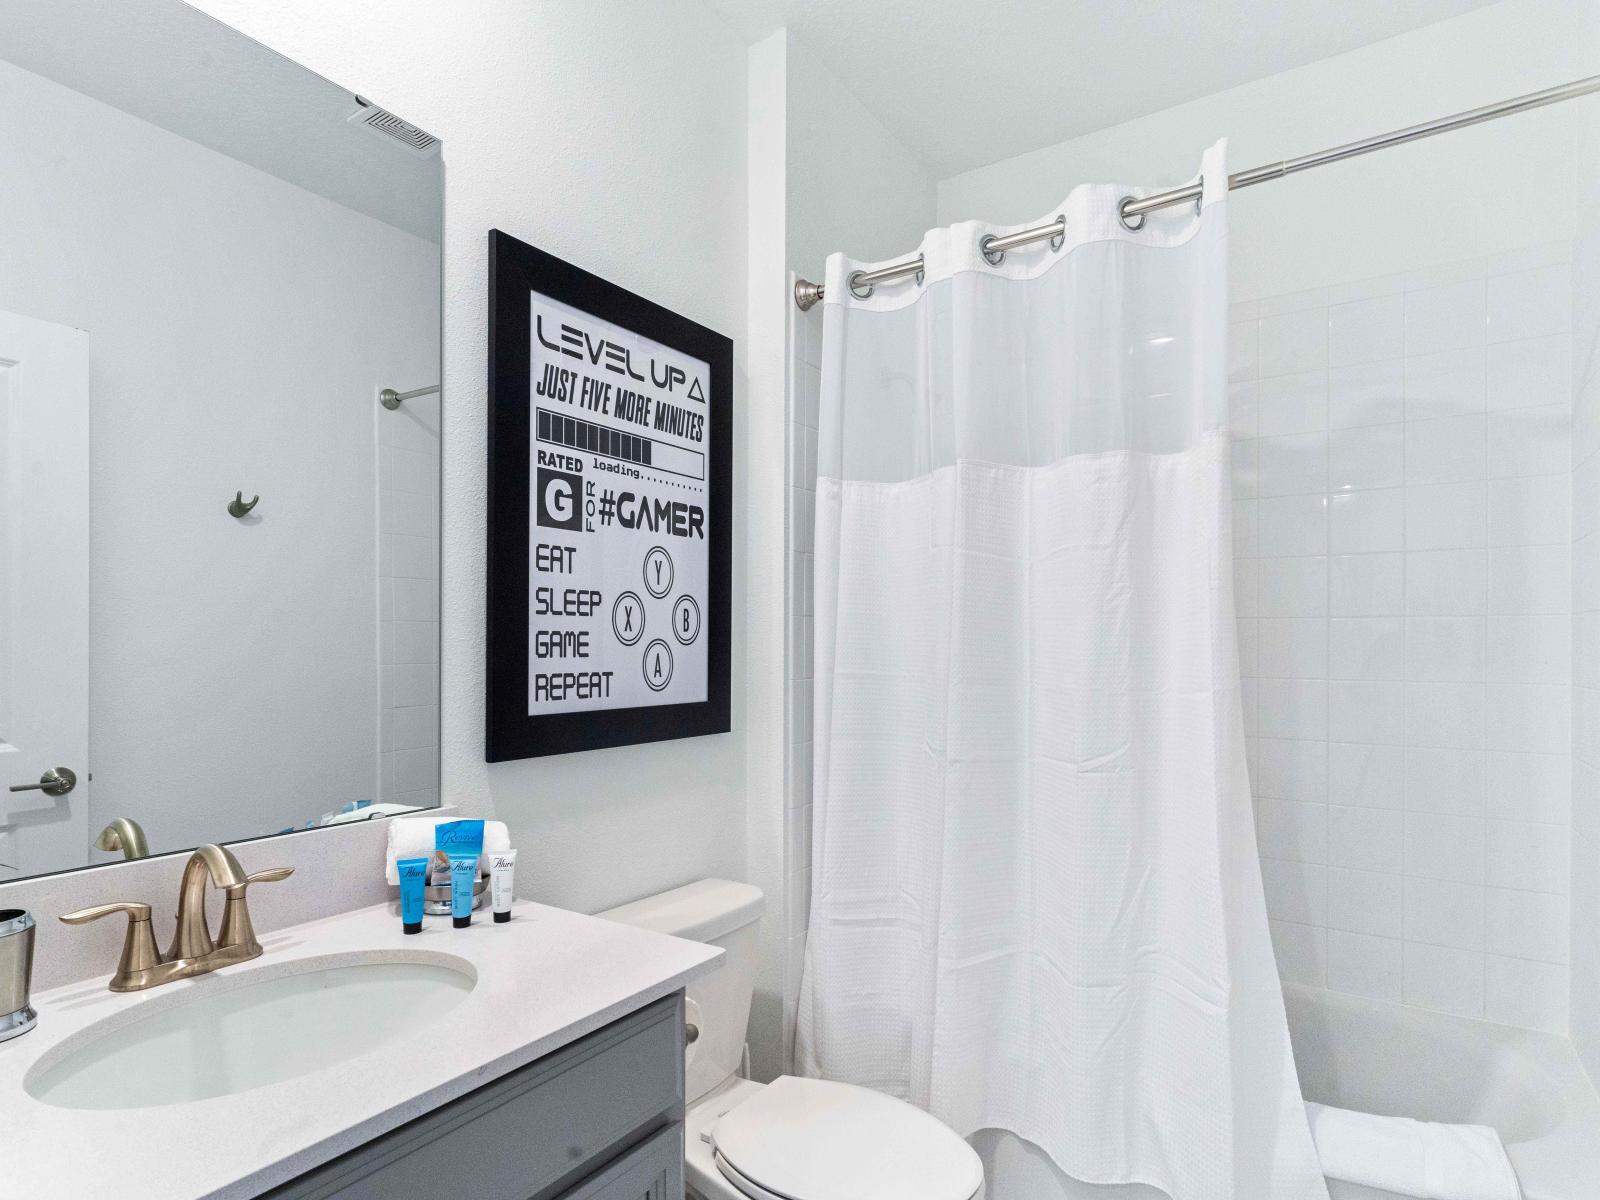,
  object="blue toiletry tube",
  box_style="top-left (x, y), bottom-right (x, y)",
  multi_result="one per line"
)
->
top-left (397, 857), bottom-right (428, 934)
top-left (432, 819), bottom-right (486, 885)
top-left (434, 819), bottom-right (485, 856)
top-left (448, 852), bottom-right (478, 928)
